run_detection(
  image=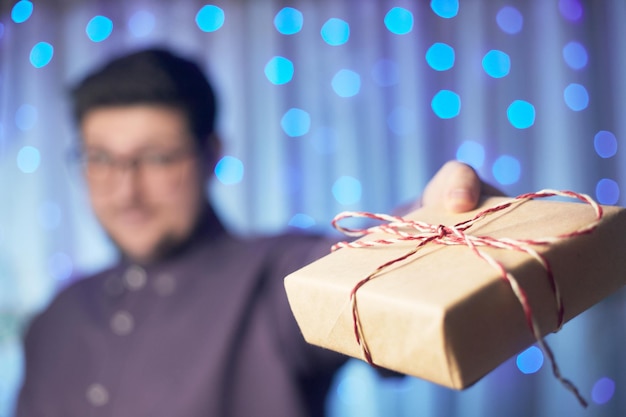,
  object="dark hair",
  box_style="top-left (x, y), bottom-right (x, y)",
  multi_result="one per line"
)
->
top-left (71, 47), bottom-right (217, 150)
